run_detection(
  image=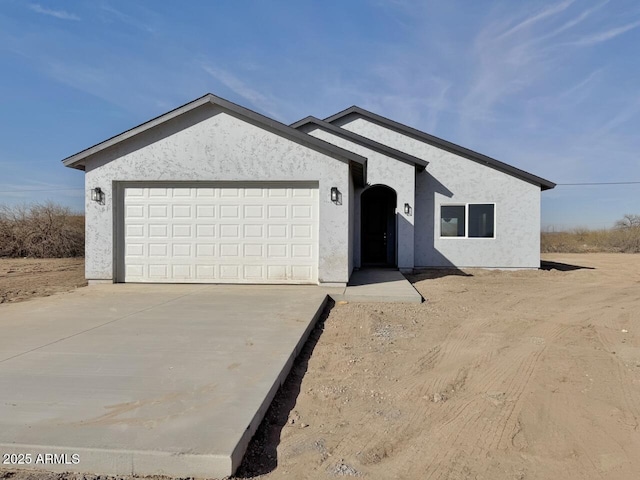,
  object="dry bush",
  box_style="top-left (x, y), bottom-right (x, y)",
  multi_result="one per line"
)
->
top-left (541, 229), bottom-right (610, 253)
top-left (542, 215), bottom-right (640, 254)
top-left (609, 226), bottom-right (640, 253)
top-left (0, 202), bottom-right (84, 258)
